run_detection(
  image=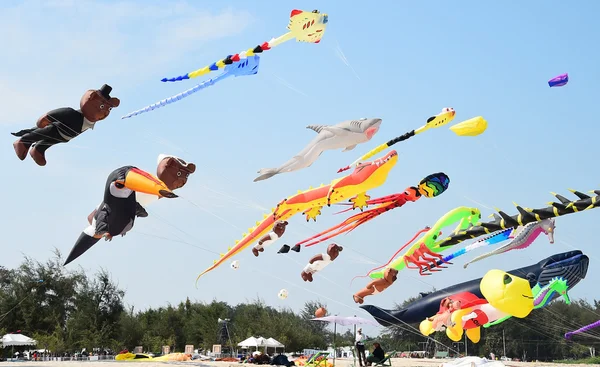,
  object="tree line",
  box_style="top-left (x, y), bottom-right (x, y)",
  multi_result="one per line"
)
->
top-left (1, 253), bottom-right (598, 362)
